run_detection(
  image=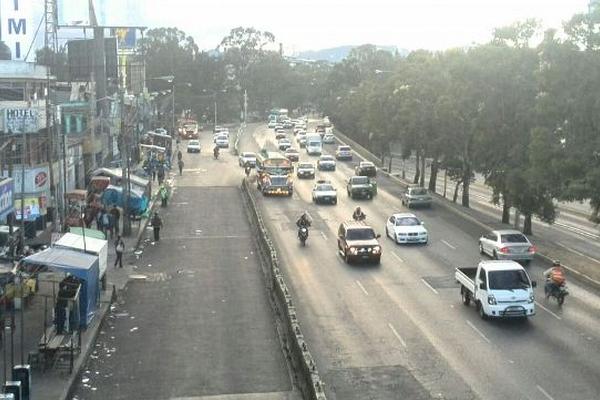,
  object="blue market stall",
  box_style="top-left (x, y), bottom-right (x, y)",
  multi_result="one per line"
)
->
top-left (22, 247), bottom-right (100, 328)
